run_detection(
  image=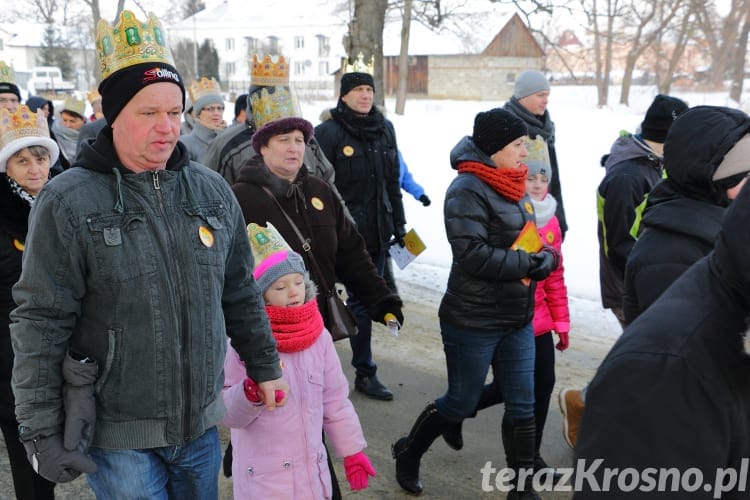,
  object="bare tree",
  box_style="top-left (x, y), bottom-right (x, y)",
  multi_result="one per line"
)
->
top-left (395, 0), bottom-right (413, 115)
top-left (693, 0), bottom-right (744, 88)
top-left (345, 0), bottom-right (388, 106)
top-left (728, 3), bottom-right (749, 102)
